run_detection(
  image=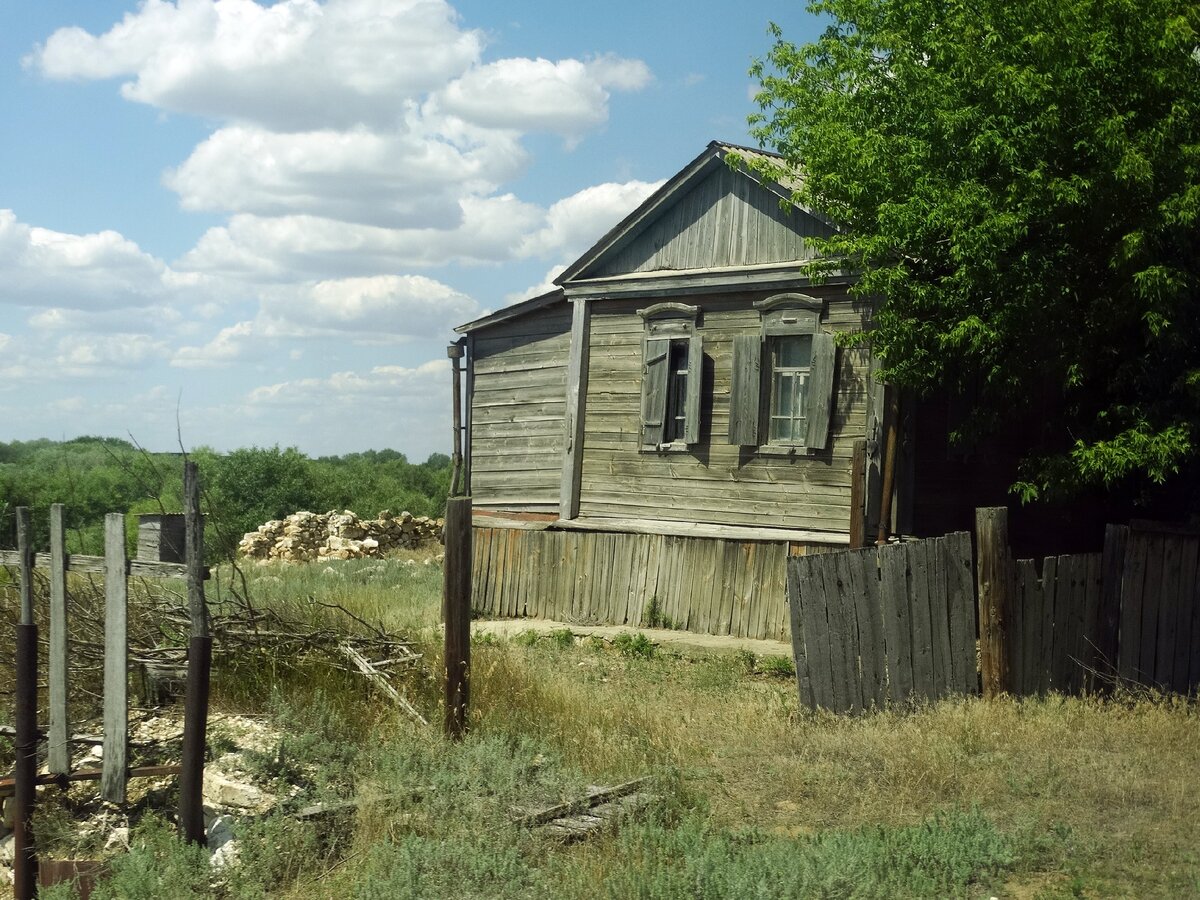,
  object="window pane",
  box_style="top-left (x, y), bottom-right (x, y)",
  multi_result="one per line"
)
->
top-left (777, 335), bottom-right (812, 369)
top-left (768, 334), bottom-right (813, 444)
top-left (664, 339), bottom-right (689, 442)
